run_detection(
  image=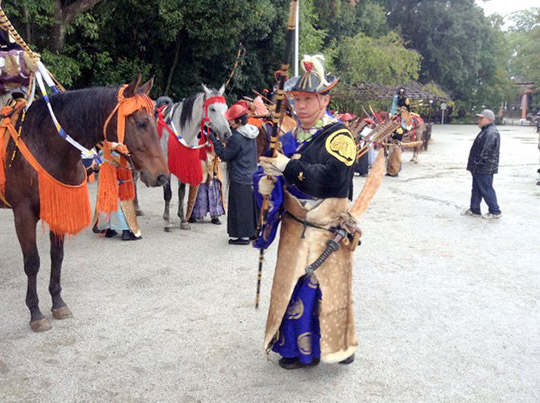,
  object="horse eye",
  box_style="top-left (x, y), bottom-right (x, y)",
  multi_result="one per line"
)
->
top-left (210, 107), bottom-right (215, 112)
top-left (137, 121), bottom-right (147, 129)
